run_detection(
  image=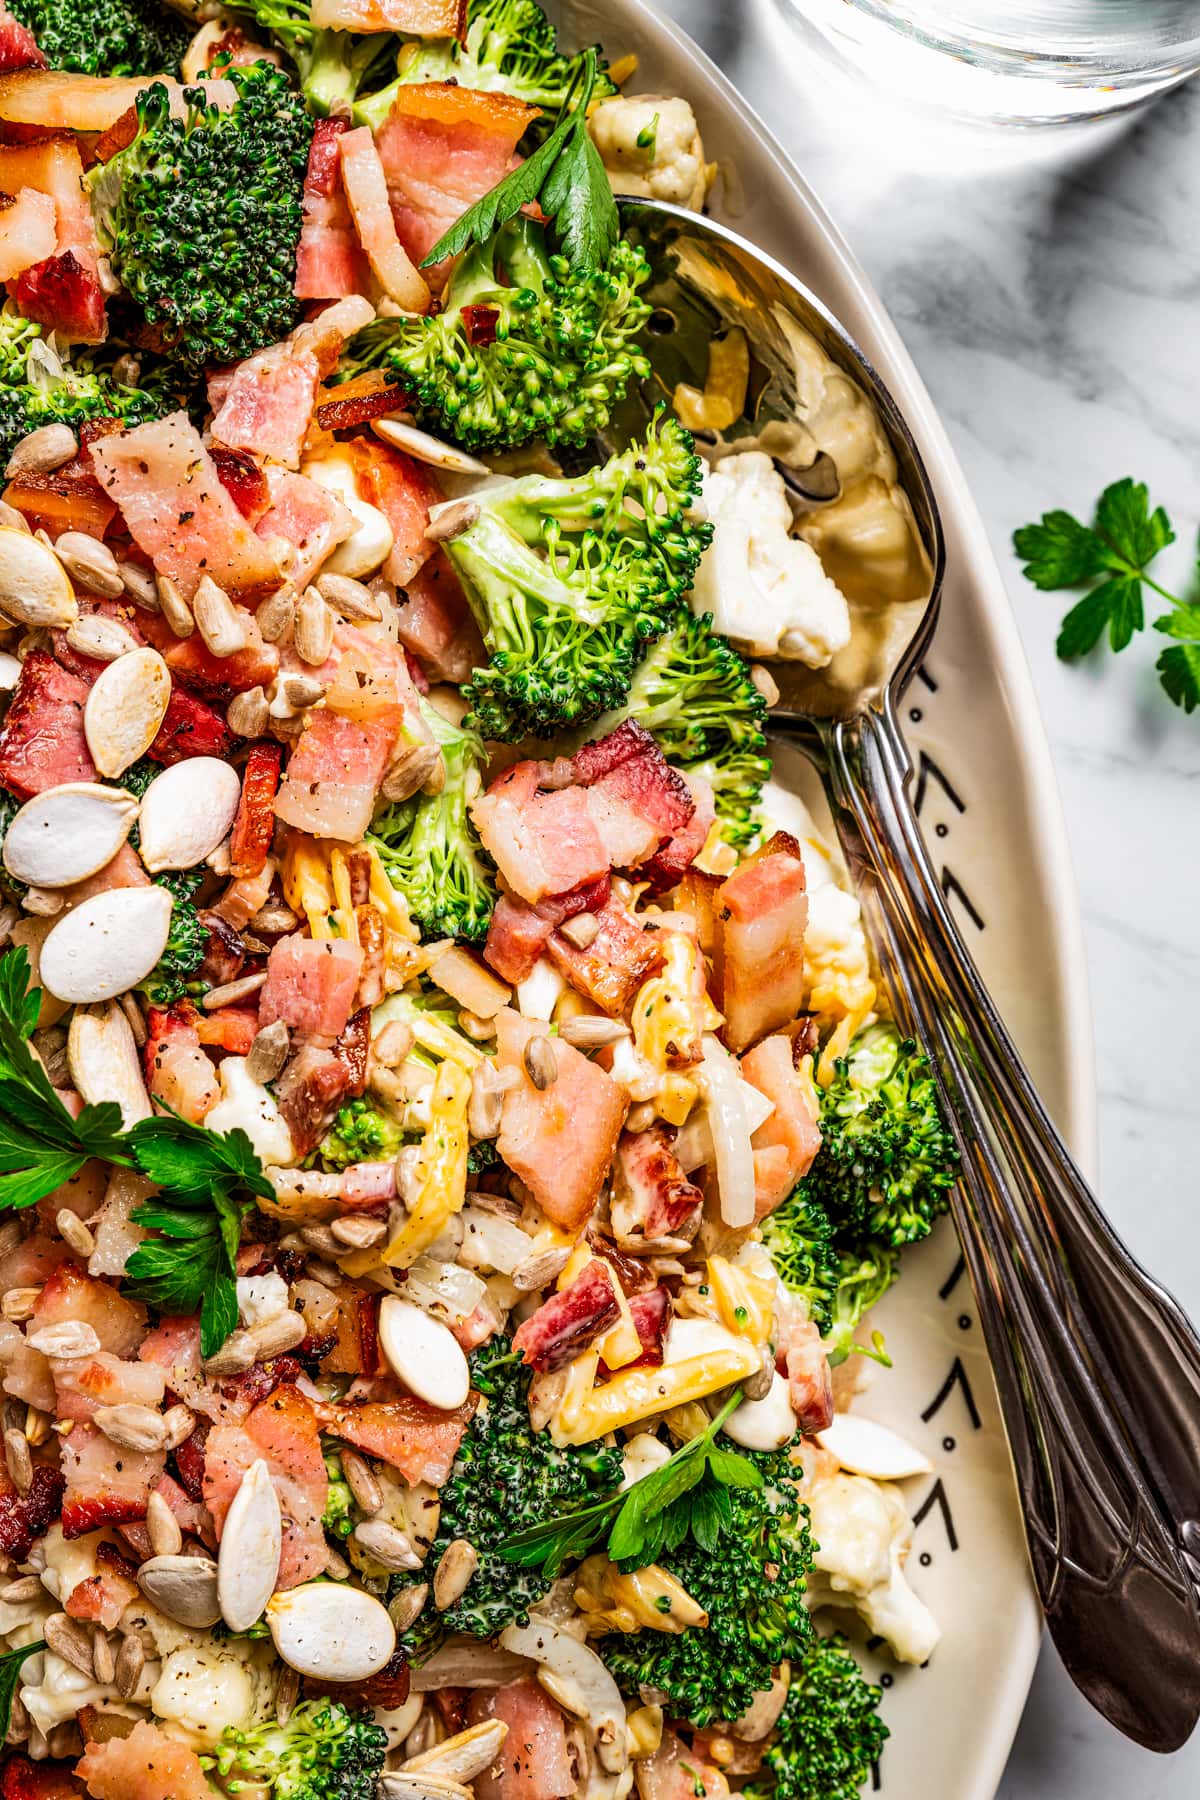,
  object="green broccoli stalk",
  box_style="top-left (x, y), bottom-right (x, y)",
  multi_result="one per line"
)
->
top-left (87, 66), bottom-right (312, 369)
top-left (210, 1698), bottom-right (387, 1800)
top-left (0, 308), bottom-right (167, 469)
top-left (340, 215), bottom-right (651, 453)
top-left (6, 0), bottom-right (190, 76)
top-left (808, 1023), bottom-right (959, 1250)
top-left (579, 606), bottom-right (770, 850)
top-left (139, 870), bottom-right (207, 1007)
top-left (233, 0), bottom-right (396, 117)
top-left (375, 0), bottom-right (615, 115)
top-left (390, 1339), bottom-right (624, 1656)
top-left (321, 1447), bottom-right (357, 1539)
top-left (318, 1097), bottom-right (405, 1172)
top-left (602, 1449), bottom-right (814, 1728)
top-left (368, 700), bottom-right (495, 945)
top-left (753, 1632), bottom-right (888, 1800)
top-left (441, 411), bottom-right (710, 741)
